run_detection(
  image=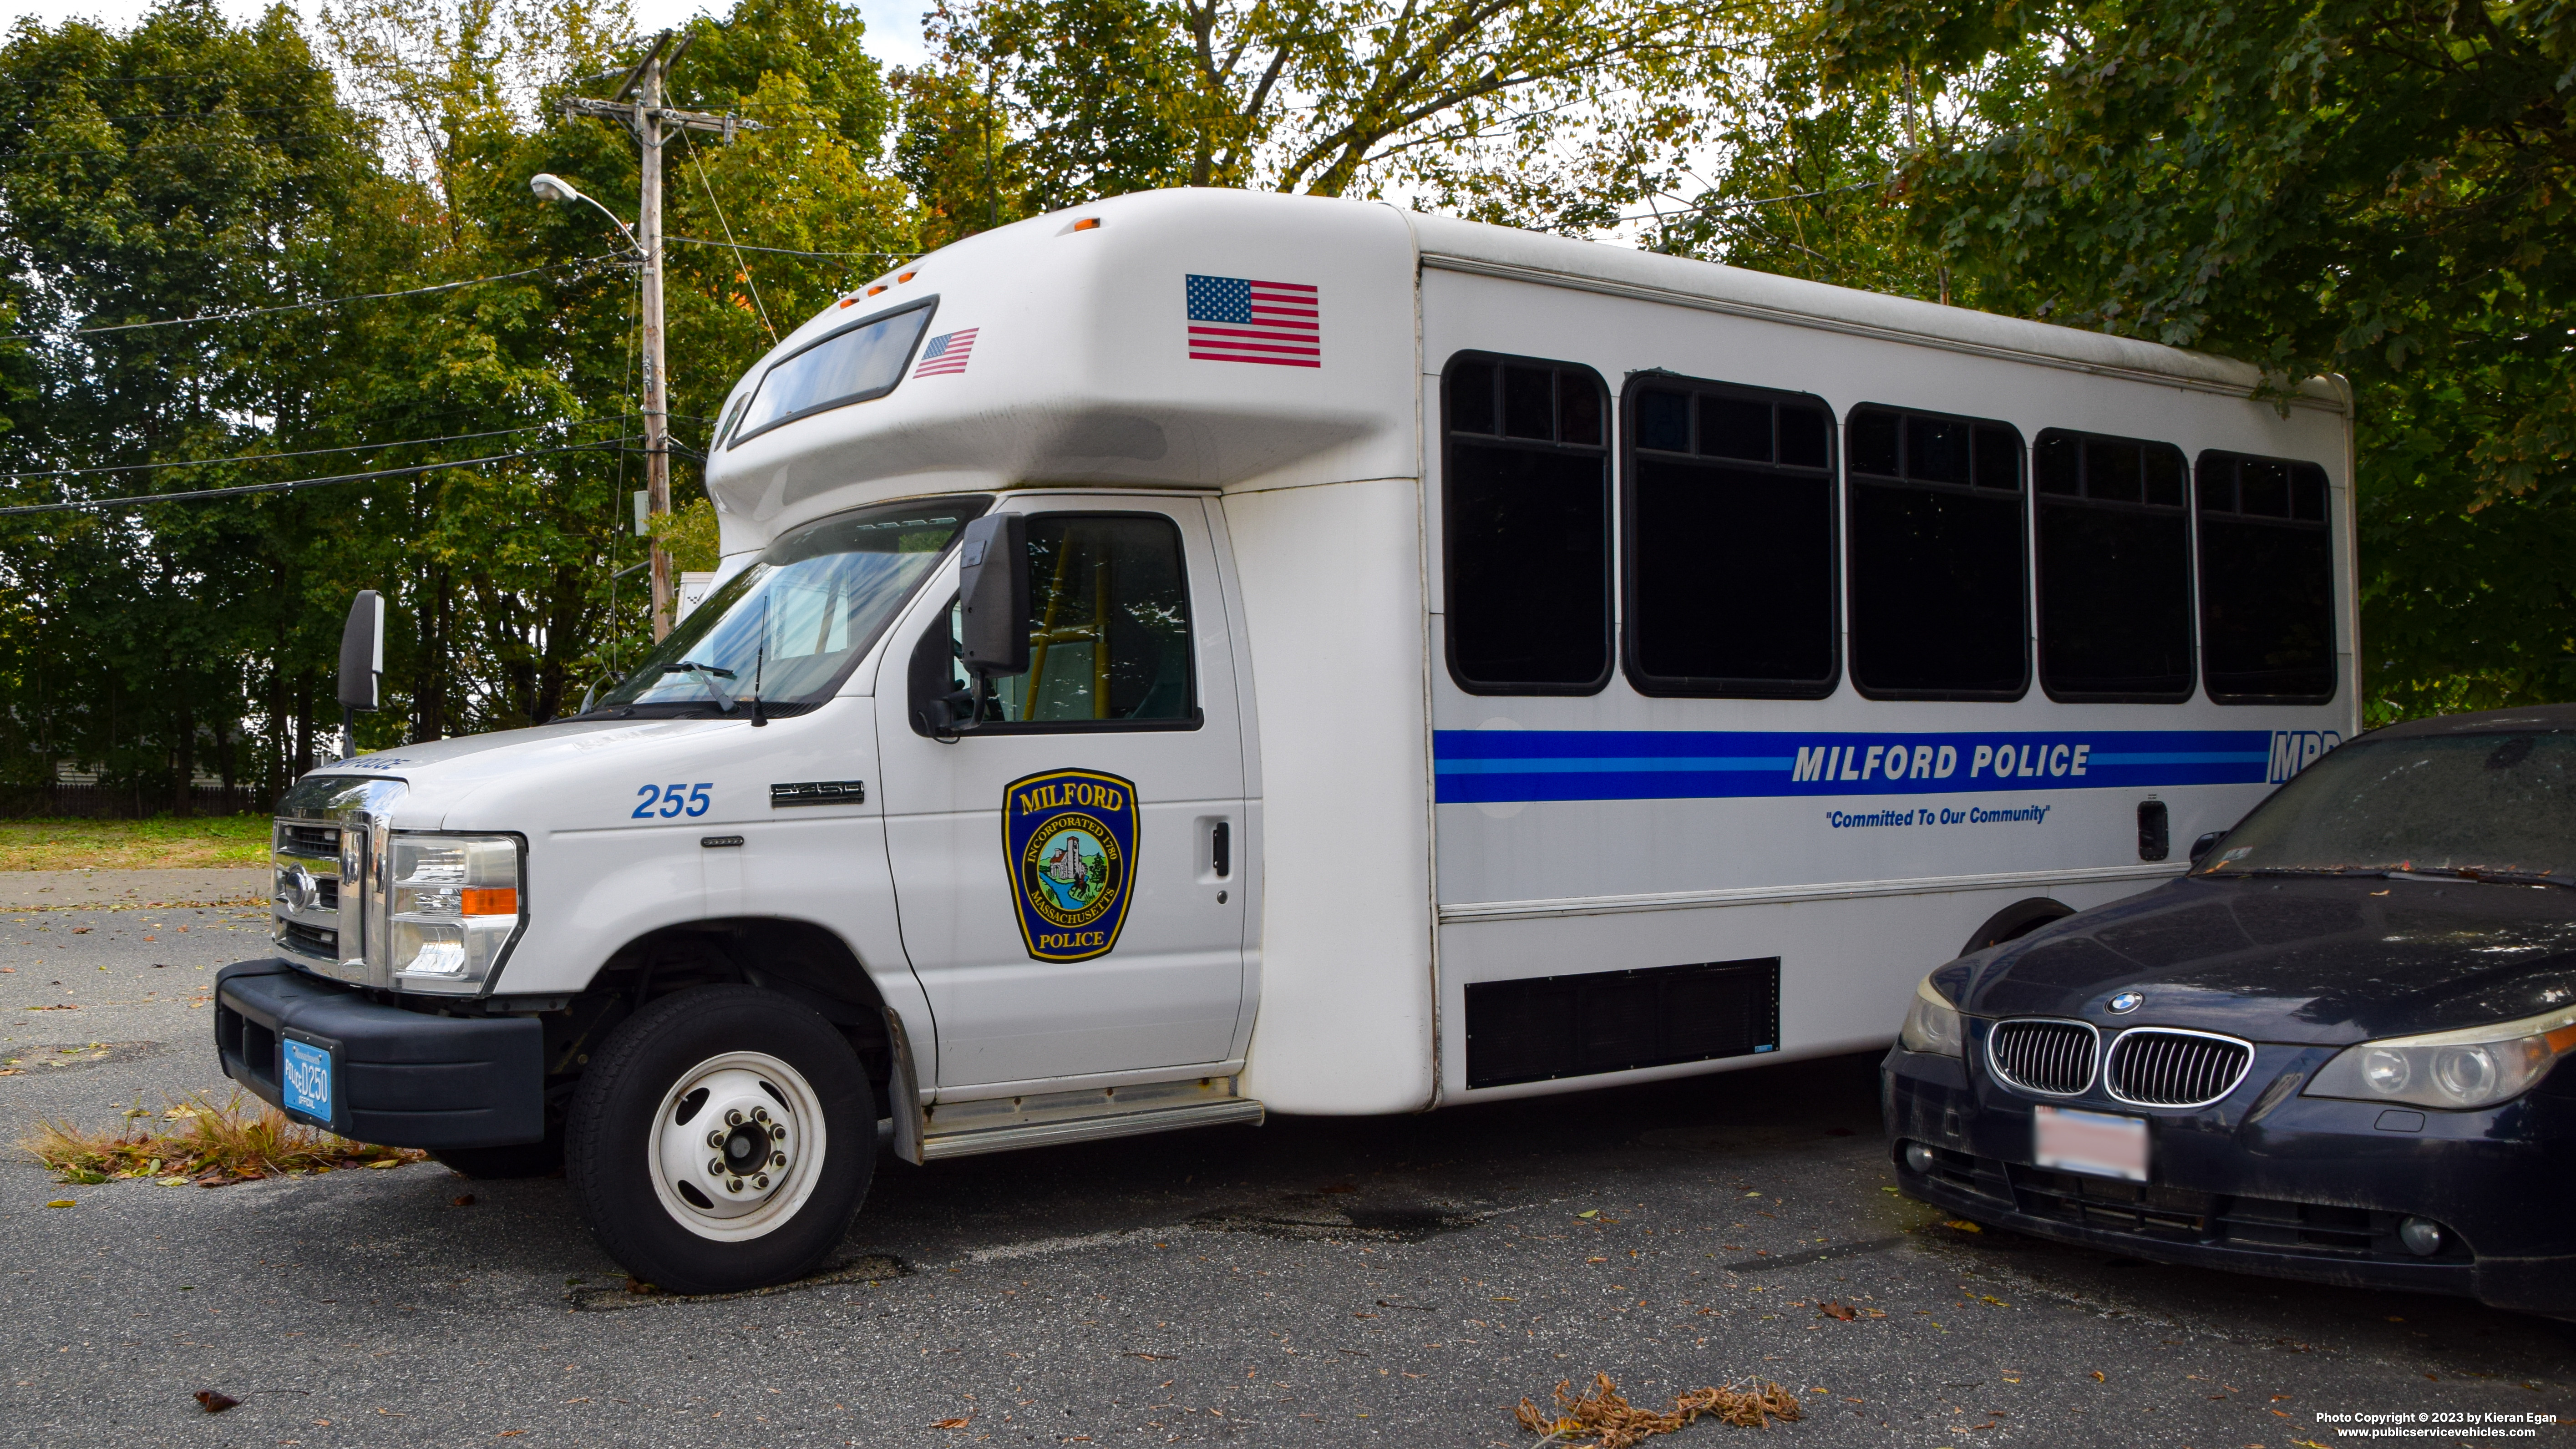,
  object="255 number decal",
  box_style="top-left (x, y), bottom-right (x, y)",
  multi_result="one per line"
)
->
top-left (633, 783), bottom-right (714, 819)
